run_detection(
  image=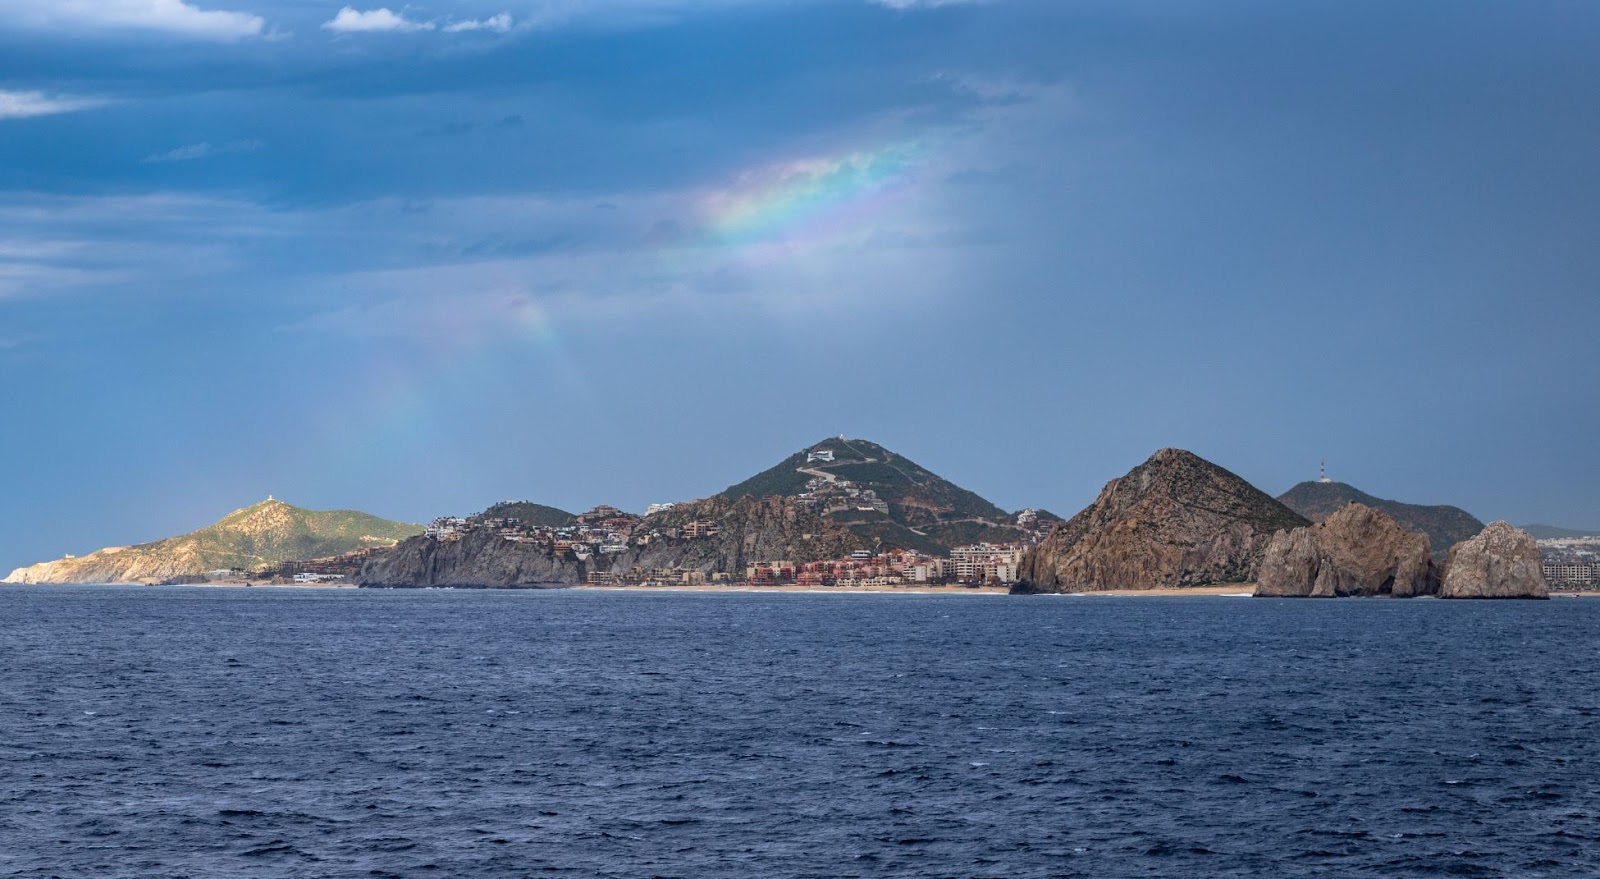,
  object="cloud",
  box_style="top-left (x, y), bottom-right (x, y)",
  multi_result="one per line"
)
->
top-left (142, 140), bottom-right (263, 163)
top-left (0, 193), bottom-right (279, 302)
top-left (0, 90), bottom-right (106, 121)
top-left (0, 0), bottom-right (265, 40)
top-left (443, 12), bottom-right (513, 33)
top-left (322, 7), bottom-right (435, 33)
